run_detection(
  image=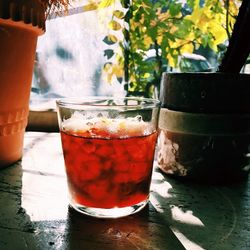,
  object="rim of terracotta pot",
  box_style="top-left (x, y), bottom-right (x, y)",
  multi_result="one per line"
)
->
top-left (0, 0), bottom-right (46, 34)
